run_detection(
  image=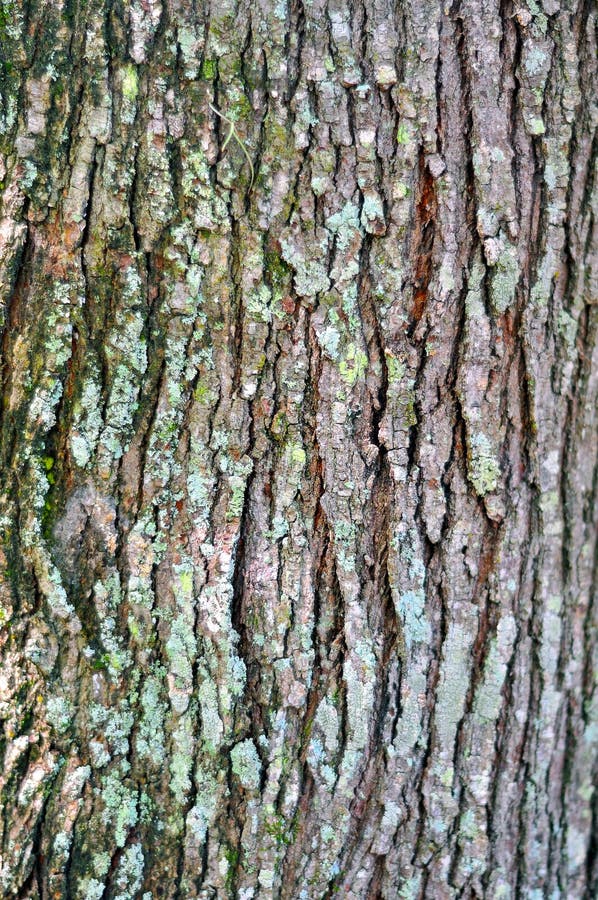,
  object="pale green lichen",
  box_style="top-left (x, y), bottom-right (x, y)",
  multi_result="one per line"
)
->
top-left (258, 869), bottom-right (275, 890)
top-left (164, 615), bottom-right (193, 671)
top-left (231, 738), bottom-right (262, 790)
top-left (398, 877), bottom-right (422, 900)
top-left (557, 308), bottom-right (577, 348)
top-left (99, 771), bottom-right (138, 847)
top-left (89, 740), bottom-right (111, 768)
top-left (198, 677), bottom-right (223, 753)
top-left (280, 239), bottom-right (330, 298)
top-left (325, 202), bottom-right (361, 250)
top-left (490, 247), bottom-right (519, 314)
top-left (53, 831), bottom-right (72, 857)
top-left (98, 613), bottom-right (133, 678)
top-left (381, 800), bottom-right (400, 832)
top-left (396, 123), bottom-right (410, 145)
top-left (525, 46), bottom-right (547, 76)
top-left (71, 368), bottom-right (103, 468)
top-left (333, 520), bottom-right (356, 572)
top-left (20, 159), bottom-right (38, 191)
top-left (226, 474), bottom-right (247, 521)
top-left (459, 808), bottom-right (478, 841)
top-left (186, 766), bottom-right (219, 845)
top-left (473, 640), bottom-right (503, 724)
top-left (314, 698), bottom-right (339, 757)
top-left (225, 458), bottom-right (253, 521)
top-left (473, 616), bottom-right (515, 725)
top-left (321, 824), bottom-right (336, 843)
top-left (46, 696), bottom-right (73, 733)
top-left (83, 879), bottom-right (106, 900)
top-left (360, 193), bottom-right (385, 234)
top-left (136, 672), bottom-right (167, 763)
top-left (334, 521), bottom-right (355, 543)
top-left (175, 564), bottom-right (194, 599)
top-left (311, 175), bottom-right (328, 196)
top-left (396, 589), bottom-right (430, 649)
top-left (91, 851), bottom-right (112, 880)
top-left (187, 461), bottom-right (212, 521)
top-left (246, 283), bottom-right (273, 323)
top-left (140, 139), bottom-right (176, 231)
top-left (319, 322), bottom-right (341, 359)
top-left (99, 292), bottom-right (147, 457)
top-left (393, 180), bottom-right (409, 200)
top-left (339, 343), bottom-right (368, 386)
top-left (176, 26), bottom-right (199, 77)
top-left (468, 432), bottom-right (500, 496)
top-left (344, 654), bottom-right (375, 752)
top-left (385, 351), bottom-right (406, 383)
top-left (178, 144), bottom-right (228, 230)
top-left (113, 843), bottom-right (144, 900)
top-left (529, 116), bottom-right (546, 135)
top-left (440, 767), bottom-right (454, 788)
top-left (170, 716), bottom-right (195, 803)
top-left (90, 702), bottom-right (133, 757)
top-left (285, 441), bottom-right (306, 481)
